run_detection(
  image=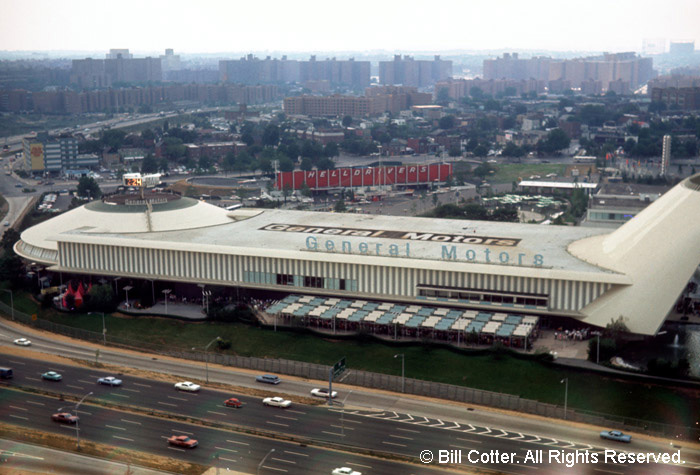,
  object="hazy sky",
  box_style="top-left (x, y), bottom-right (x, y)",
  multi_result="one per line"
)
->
top-left (1, 0), bottom-right (699, 55)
